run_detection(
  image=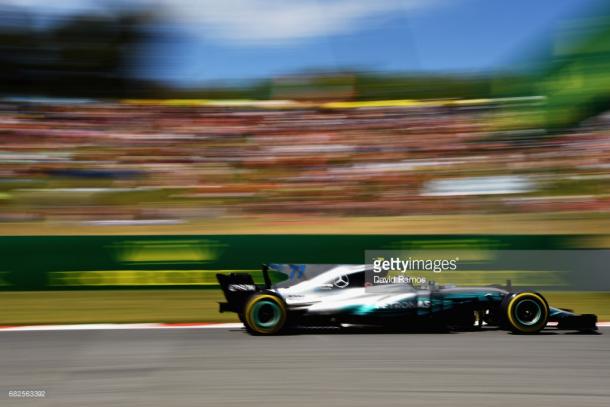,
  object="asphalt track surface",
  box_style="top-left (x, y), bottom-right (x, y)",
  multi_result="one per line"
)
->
top-left (0, 327), bottom-right (608, 407)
